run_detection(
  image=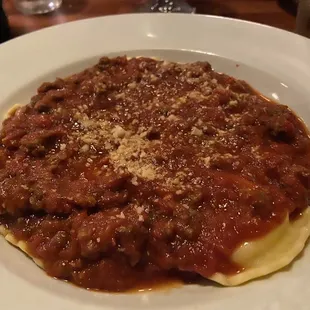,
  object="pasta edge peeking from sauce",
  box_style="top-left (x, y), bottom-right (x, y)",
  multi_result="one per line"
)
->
top-left (1, 208), bottom-right (309, 288)
top-left (210, 208), bottom-right (310, 286)
top-left (1, 57), bottom-right (310, 292)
